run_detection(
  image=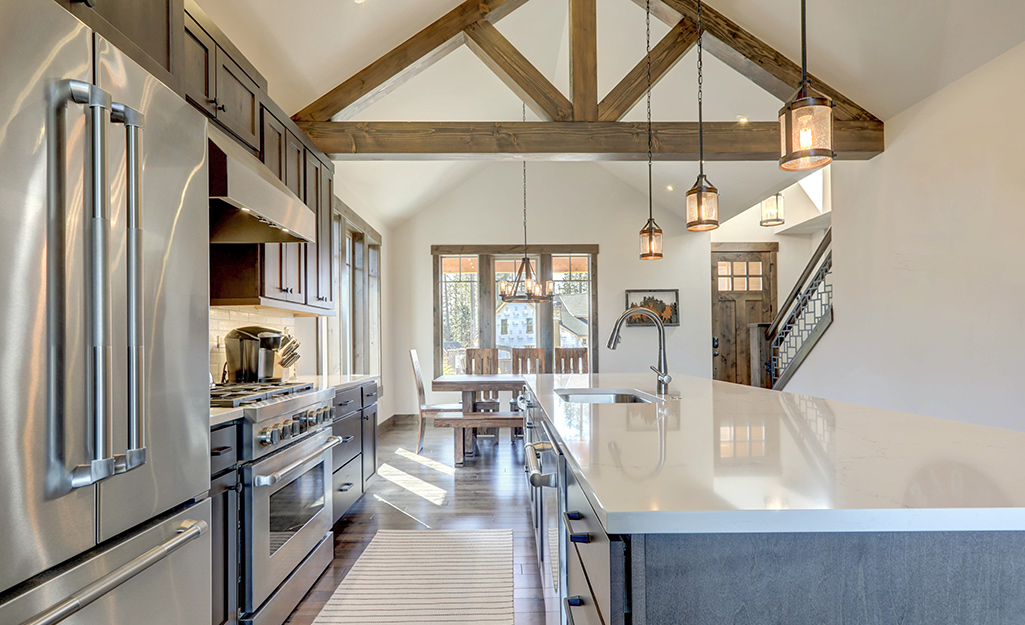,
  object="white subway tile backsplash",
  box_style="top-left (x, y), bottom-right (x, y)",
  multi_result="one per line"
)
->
top-left (209, 306), bottom-right (299, 380)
